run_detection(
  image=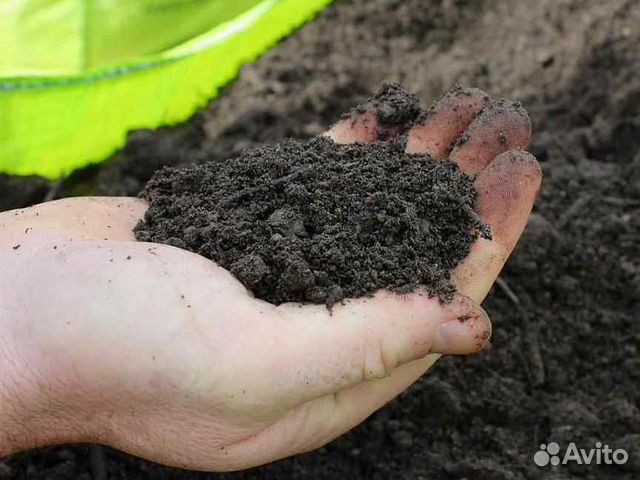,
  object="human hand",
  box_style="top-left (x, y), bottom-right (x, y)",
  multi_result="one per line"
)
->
top-left (0, 87), bottom-right (540, 471)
